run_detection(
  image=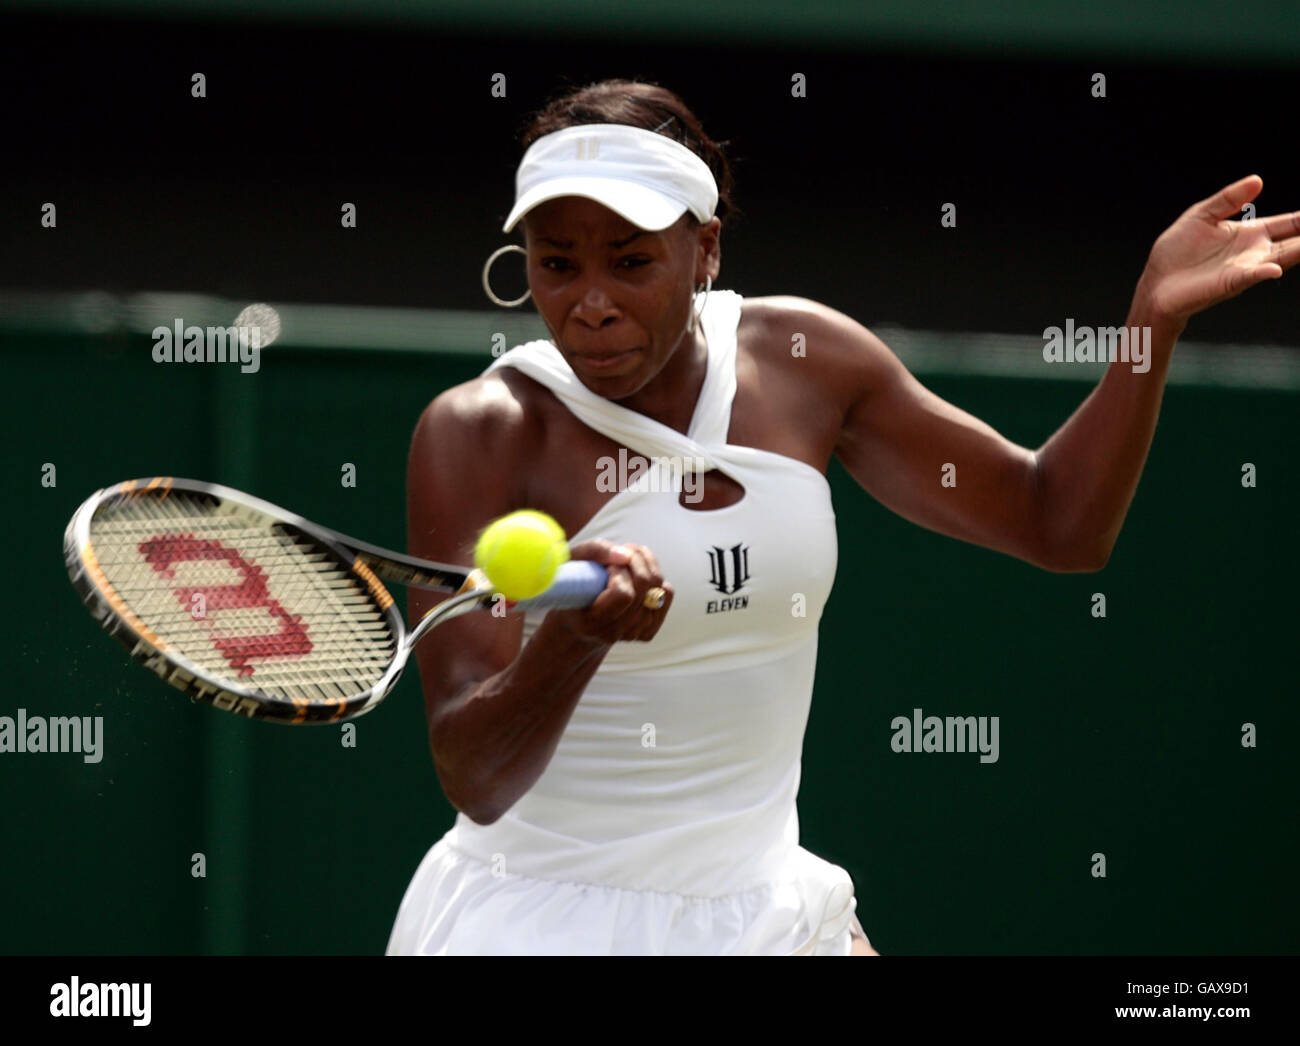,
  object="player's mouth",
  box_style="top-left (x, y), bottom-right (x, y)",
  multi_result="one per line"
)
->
top-left (573, 348), bottom-right (642, 372)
